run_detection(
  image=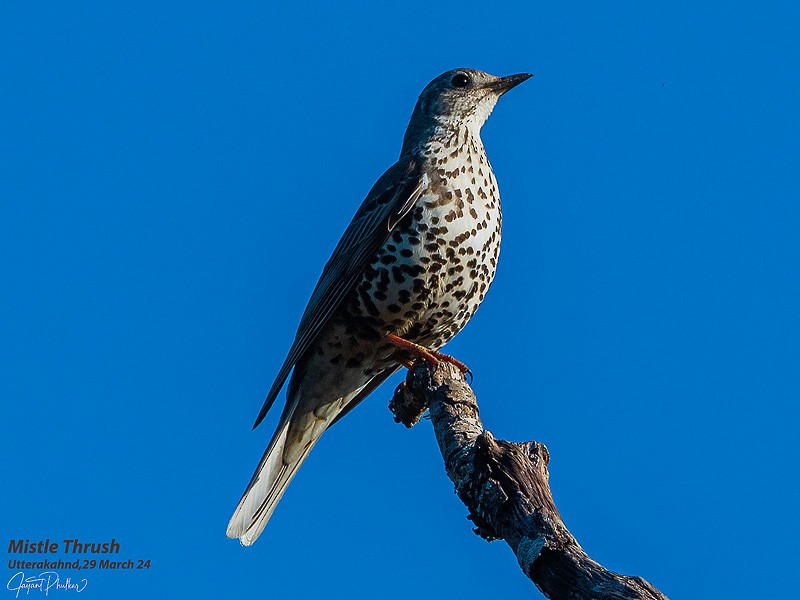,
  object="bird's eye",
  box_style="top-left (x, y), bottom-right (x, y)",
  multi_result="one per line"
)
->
top-left (451, 73), bottom-right (470, 88)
